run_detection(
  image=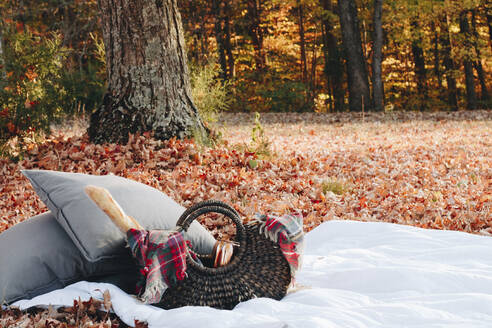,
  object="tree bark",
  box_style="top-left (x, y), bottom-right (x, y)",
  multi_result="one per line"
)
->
top-left (319, 0), bottom-right (344, 111)
top-left (337, 0), bottom-right (371, 111)
top-left (459, 12), bottom-right (477, 110)
top-left (246, 0), bottom-right (266, 74)
top-left (441, 16), bottom-right (458, 110)
top-left (88, 0), bottom-right (205, 144)
top-left (297, 0), bottom-right (308, 84)
top-left (371, 0), bottom-right (384, 111)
